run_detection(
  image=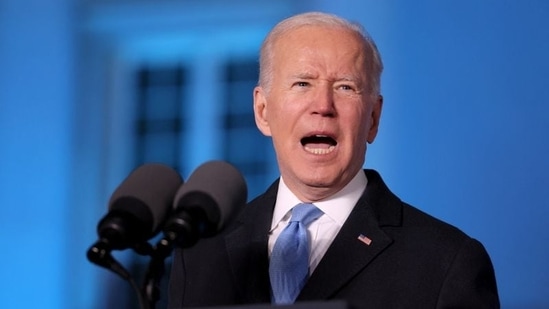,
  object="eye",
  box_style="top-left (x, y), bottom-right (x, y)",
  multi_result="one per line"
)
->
top-left (293, 81), bottom-right (310, 88)
top-left (338, 84), bottom-right (355, 91)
